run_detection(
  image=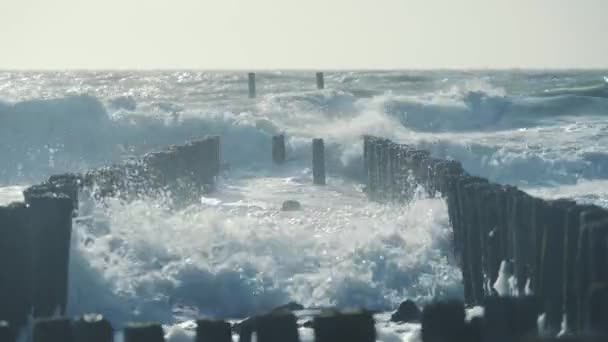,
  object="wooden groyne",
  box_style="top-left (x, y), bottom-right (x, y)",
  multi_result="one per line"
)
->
top-left (363, 135), bottom-right (608, 337)
top-left (0, 136), bottom-right (221, 335)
